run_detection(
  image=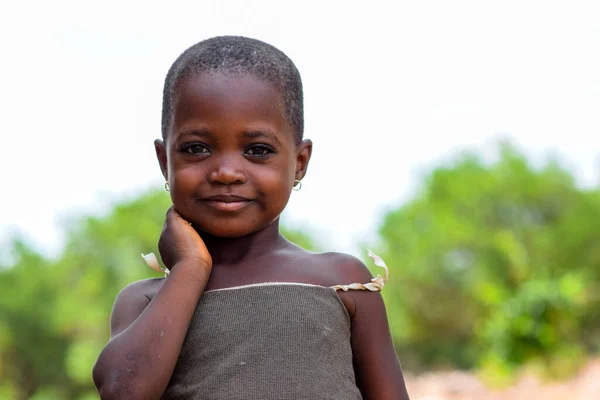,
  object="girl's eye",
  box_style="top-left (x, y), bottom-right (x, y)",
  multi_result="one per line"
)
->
top-left (183, 143), bottom-right (210, 155)
top-left (245, 145), bottom-right (275, 157)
